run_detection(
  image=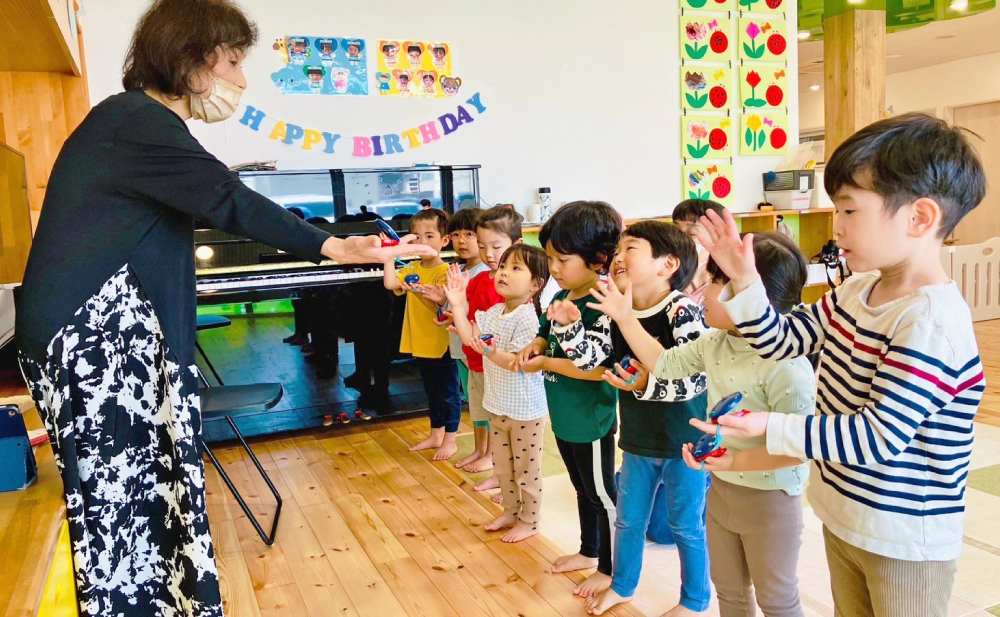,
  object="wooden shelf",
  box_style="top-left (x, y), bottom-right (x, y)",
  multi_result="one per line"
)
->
top-left (0, 0), bottom-right (82, 76)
